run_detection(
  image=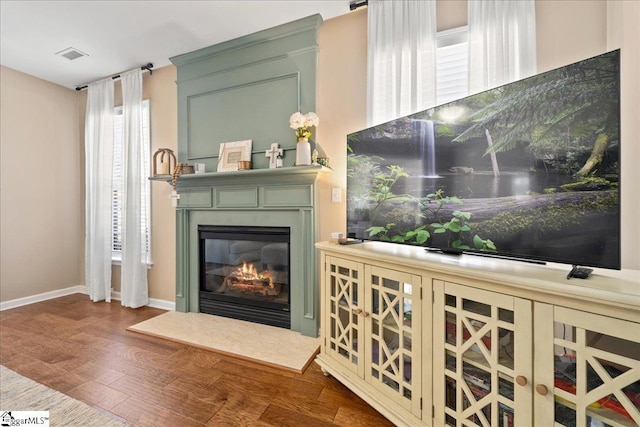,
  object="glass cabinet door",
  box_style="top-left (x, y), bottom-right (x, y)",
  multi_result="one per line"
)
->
top-left (434, 280), bottom-right (532, 427)
top-left (365, 265), bottom-right (422, 418)
top-left (535, 304), bottom-right (640, 427)
top-left (325, 256), bottom-right (365, 377)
